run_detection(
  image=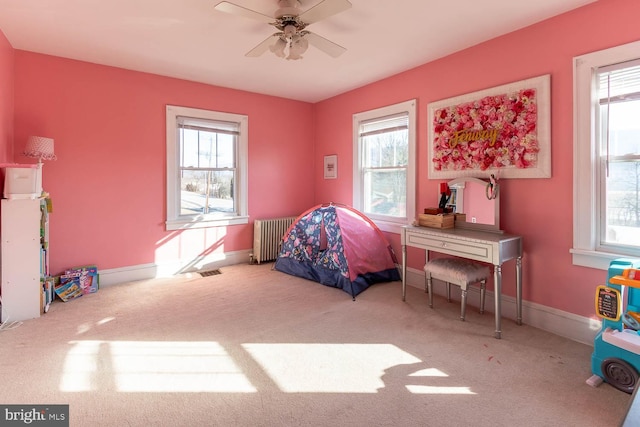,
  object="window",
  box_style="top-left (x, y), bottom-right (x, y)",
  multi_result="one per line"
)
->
top-left (353, 100), bottom-right (416, 233)
top-left (166, 105), bottom-right (248, 230)
top-left (573, 41), bottom-right (640, 269)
